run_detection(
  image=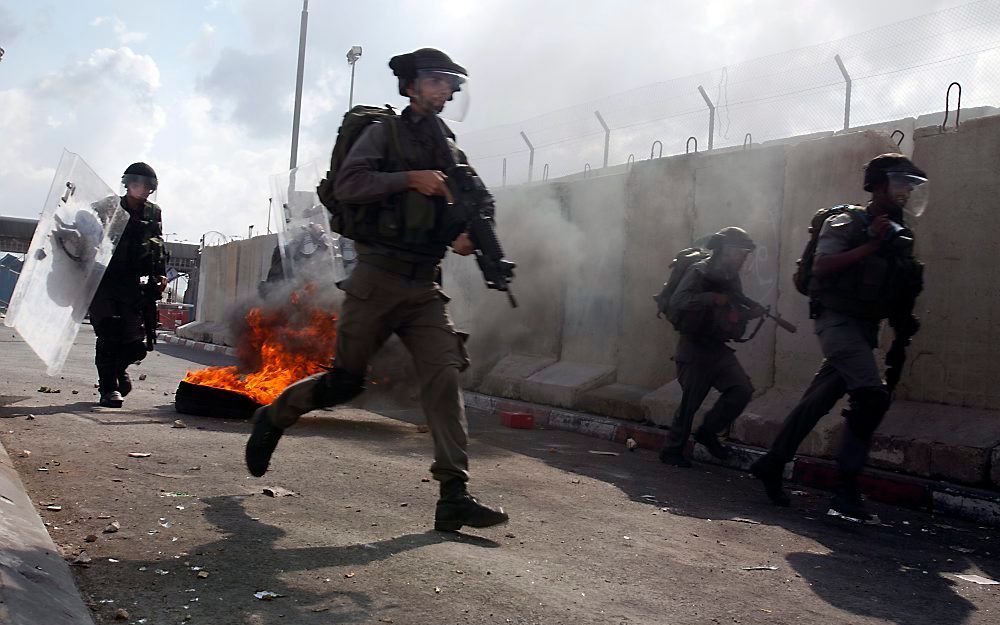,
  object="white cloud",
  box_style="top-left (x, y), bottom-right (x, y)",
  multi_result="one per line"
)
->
top-left (90, 15), bottom-right (148, 47)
